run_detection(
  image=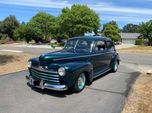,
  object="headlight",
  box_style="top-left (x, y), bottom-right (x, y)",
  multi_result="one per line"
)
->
top-left (28, 61), bottom-right (32, 68)
top-left (58, 67), bottom-right (66, 76)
